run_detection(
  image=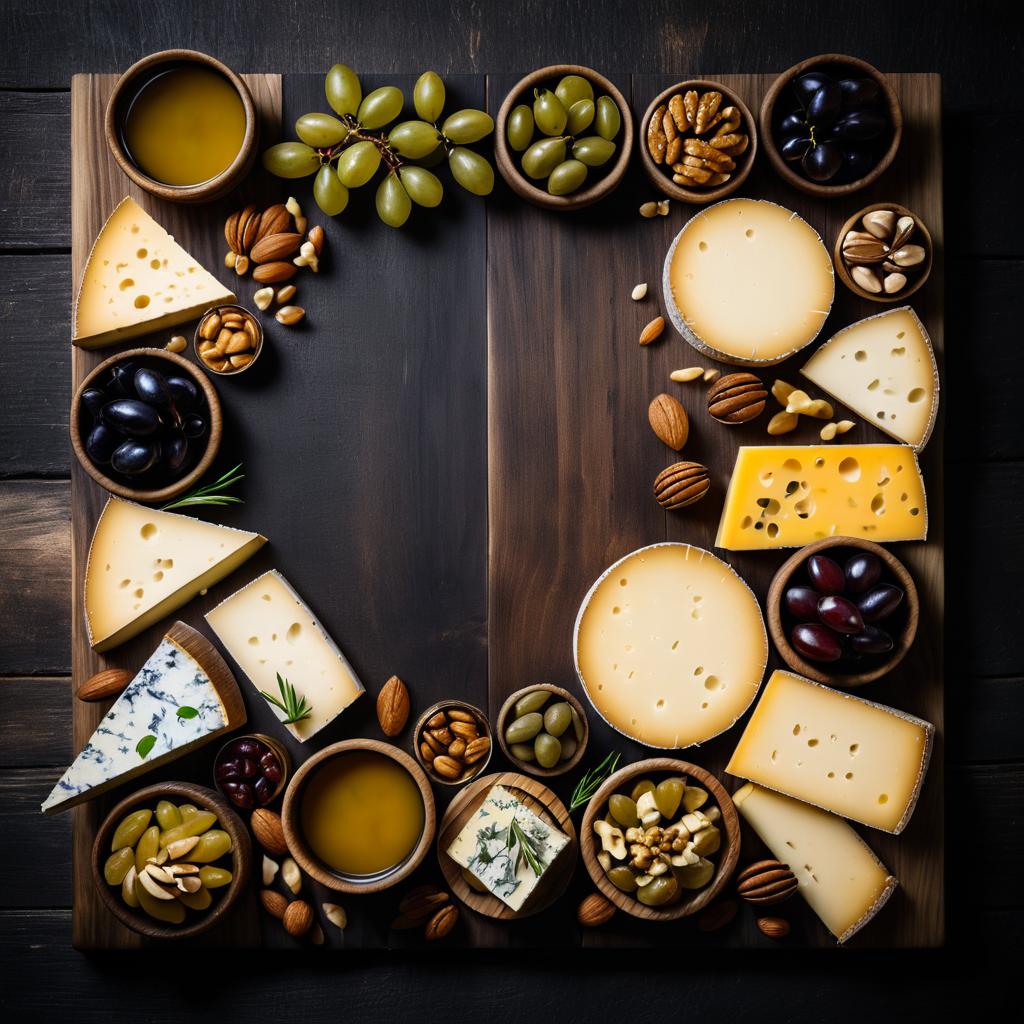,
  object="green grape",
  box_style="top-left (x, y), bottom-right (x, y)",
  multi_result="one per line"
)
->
top-left (521, 136), bottom-right (566, 179)
top-left (388, 120), bottom-right (441, 159)
top-left (533, 89), bottom-right (567, 136)
top-left (295, 112), bottom-right (348, 148)
top-left (566, 98), bottom-right (595, 136)
top-left (595, 96), bottom-right (622, 141)
top-left (448, 147), bottom-right (494, 196)
top-left (357, 86), bottom-right (404, 130)
top-left (336, 140), bottom-right (381, 187)
top-left (414, 70), bottom-right (445, 122)
top-left (325, 64), bottom-right (362, 117)
top-left (506, 104), bottom-right (535, 151)
top-left (262, 142), bottom-right (319, 178)
top-left (573, 135), bottom-right (617, 167)
top-left (441, 108), bottom-right (494, 144)
top-left (314, 164), bottom-right (349, 215)
top-left (555, 74), bottom-right (594, 110)
top-left (376, 174), bottom-right (412, 227)
top-left (399, 166), bottom-right (443, 207)
top-left (548, 158), bottom-right (588, 196)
